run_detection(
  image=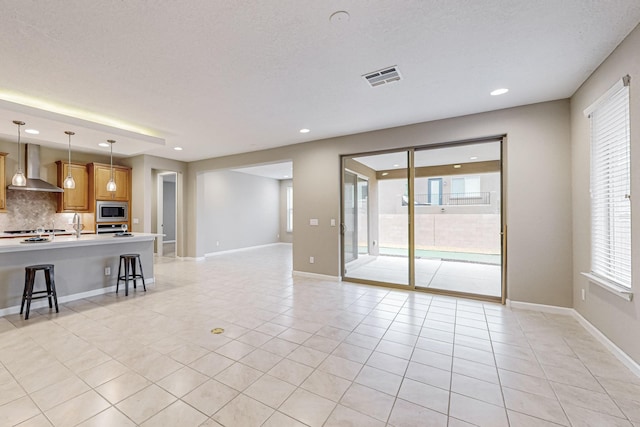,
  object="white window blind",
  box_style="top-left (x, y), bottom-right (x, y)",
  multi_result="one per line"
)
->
top-left (587, 76), bottom-right (631, 289)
